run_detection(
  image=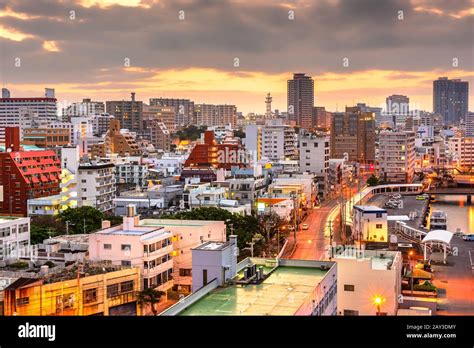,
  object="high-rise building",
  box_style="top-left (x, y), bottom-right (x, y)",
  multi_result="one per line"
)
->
top-left (287, 73), bottom-right (314, 129)
top-left (0, 88), bottom-right (58, 145)
top-left (149, 98), bottom-right (195, 126)
top-left (194, 104), bottom-right (237, 128)
top-left (330, 106), bottom-right (375, 164)
top-left (433, 77), bottom-right (469, 125)
top-left (466, 112), bottom-right (474, 138)
top-left (261, 119), bottom-right (297, 161)
top-left (106, 92), bottom-right (143, 133)
top-left (386, 95), bottom-right (409, 118)
top-left (378, 131), bottom-right (415, 183)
